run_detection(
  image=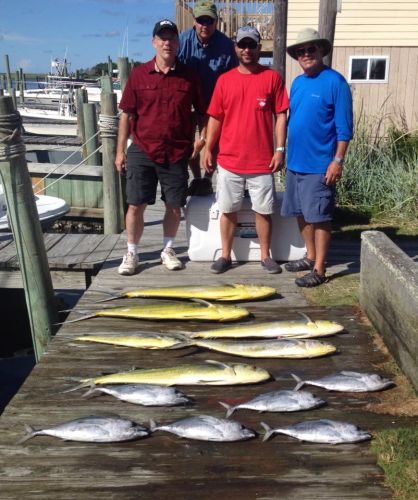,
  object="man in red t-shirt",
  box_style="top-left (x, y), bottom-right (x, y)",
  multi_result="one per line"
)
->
top-left (115, 20), bottom-right (206, 275)
top-left (203, 26), bottom-right (289, 274)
